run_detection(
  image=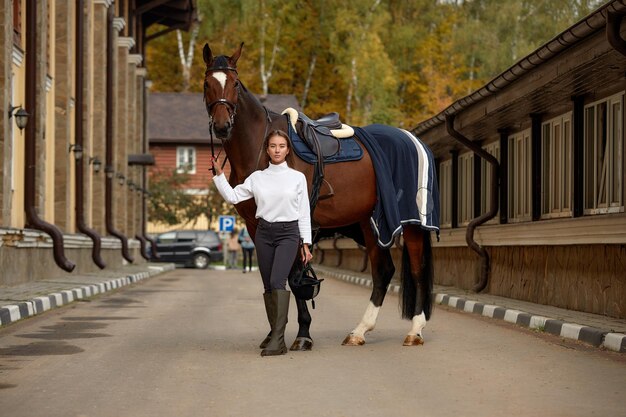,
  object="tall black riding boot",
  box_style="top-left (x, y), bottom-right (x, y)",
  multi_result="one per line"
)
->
top-left (260, 290), bottom-right (290, 357)
top-left (259, 292), bottom-right (274, 349)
